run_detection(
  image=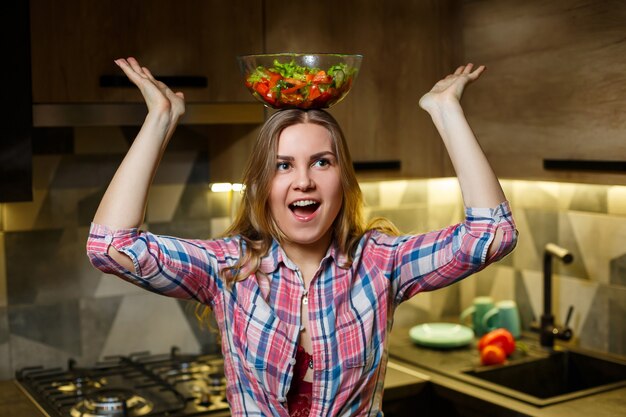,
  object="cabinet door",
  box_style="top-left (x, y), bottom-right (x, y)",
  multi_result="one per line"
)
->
top-left (30, 0), bottom-right (263, 103)
top-left (463, 0), bottom-right (626, 185)
top-left (3, 1), bottom-right (32, 202)
top-left (264, 0), bottom-right (459, 179)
